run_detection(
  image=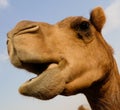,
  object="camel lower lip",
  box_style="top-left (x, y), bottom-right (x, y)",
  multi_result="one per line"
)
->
top-left (19, 65), bottom-right (66, 100)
